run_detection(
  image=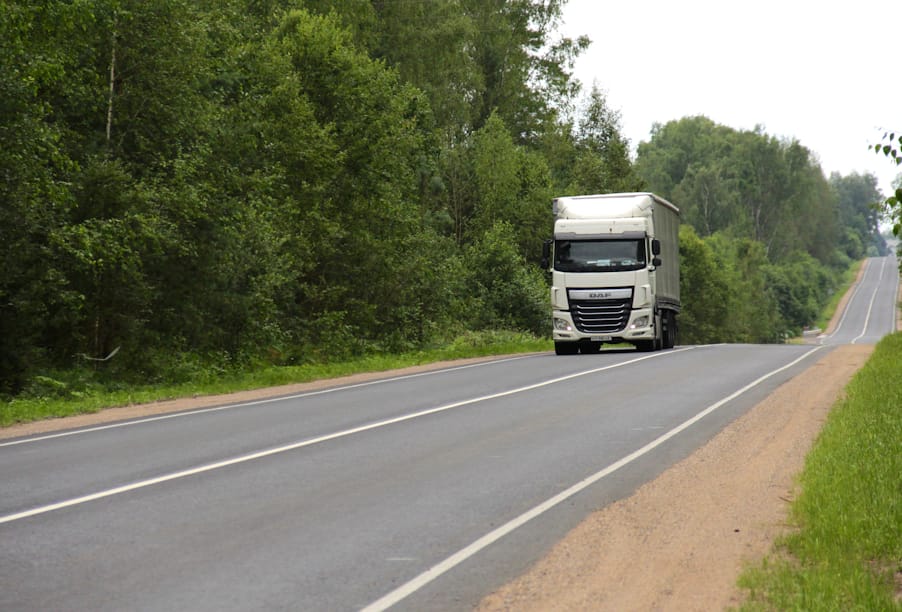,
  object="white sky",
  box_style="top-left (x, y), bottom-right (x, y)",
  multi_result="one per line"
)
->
top-left (559, 0), bottom-right (902, 198)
